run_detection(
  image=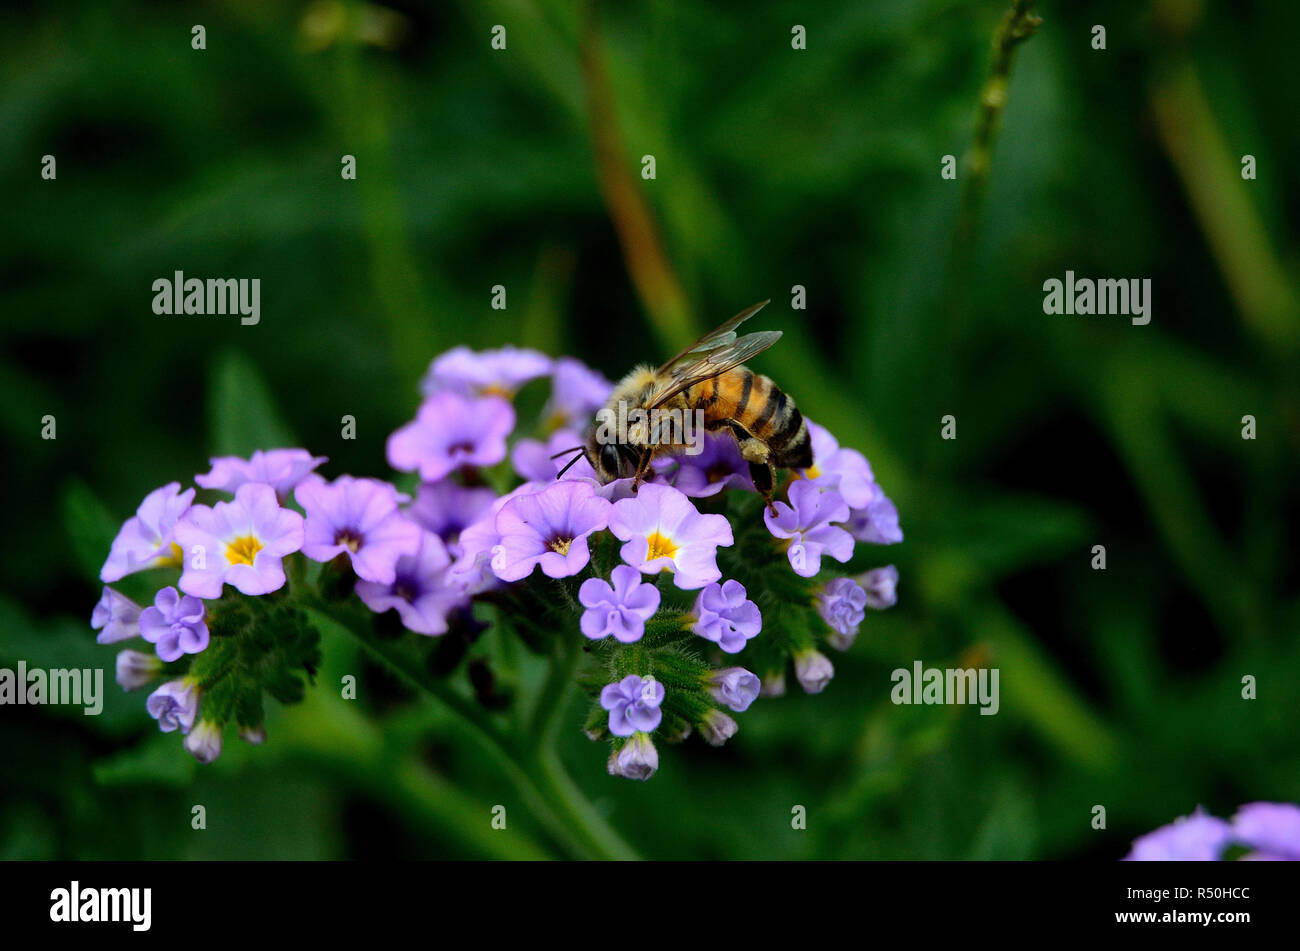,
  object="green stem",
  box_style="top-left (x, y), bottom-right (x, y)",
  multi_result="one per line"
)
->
top-left (303, 600), bottom-right (639, 860)
top-left (532, 746), bottom-right (640, 861)
top-left (526, 633), bottom-right (641, 860)
top-left (530, 631), bottom-right (579, 750)
top-left (931, 0), bottom-right (1040, 475)
top-left (955, 0), bottom-right (1042, 248)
